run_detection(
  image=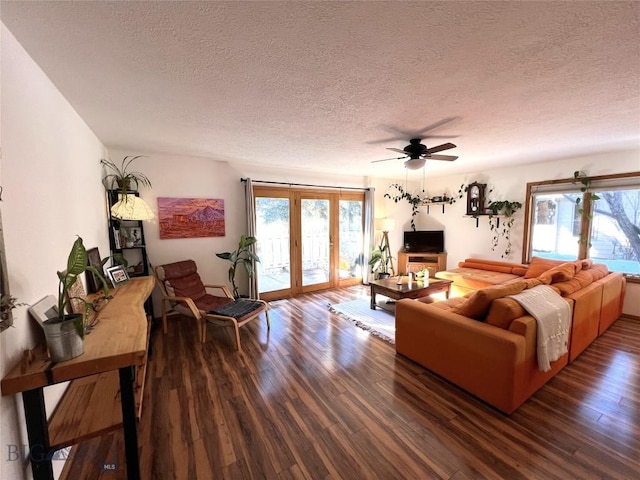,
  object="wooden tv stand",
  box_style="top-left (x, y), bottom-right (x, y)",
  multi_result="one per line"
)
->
top-left (397, 250), bottom-right (447, 277)
top-left (1, 277), bottom-right (154, 480)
